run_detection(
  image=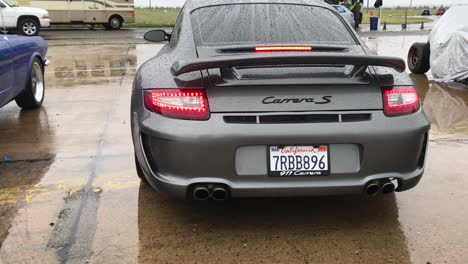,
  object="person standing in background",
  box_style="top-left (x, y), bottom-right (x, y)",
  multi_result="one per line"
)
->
top-left (350, 0), bottom-right (363, 30)
top-left (339, 0), bottom-right (350, 8)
